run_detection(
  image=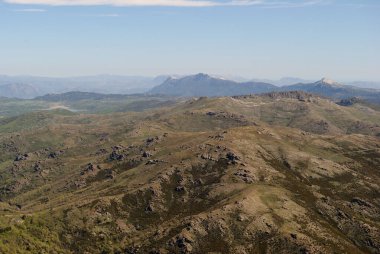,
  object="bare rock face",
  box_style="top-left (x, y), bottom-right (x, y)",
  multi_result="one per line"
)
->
top-left (109, 150), bottom-right (125, 161)
top-left (146, 136), bottom-right (159, 145)
top-left (234, 169), bottom-right (256, 183)
top-left (168, 234), bottom-right (194, 253)
top-left (337, 97), bottom-right (361, 106)
top-left (33, 163), bottom-right (42, 172)
top-left (226, 151), bottom-right (240, 164)
top-left (14, 154), bottom-right (29, 162)
top-left (146, 160), bottom-right (161, 165)
top-left (316, 197), bottom-right (380, 252)
top-left (104, 169), bottom-right (116, 179)
top-left (48, 150), bottom-right (64, 159)
top-left (80, 163), bottom-right (98, 175)
top-left (142, 151), bottom-right (152, 158)
top-left (260, 91), bottom-right (315, 101)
